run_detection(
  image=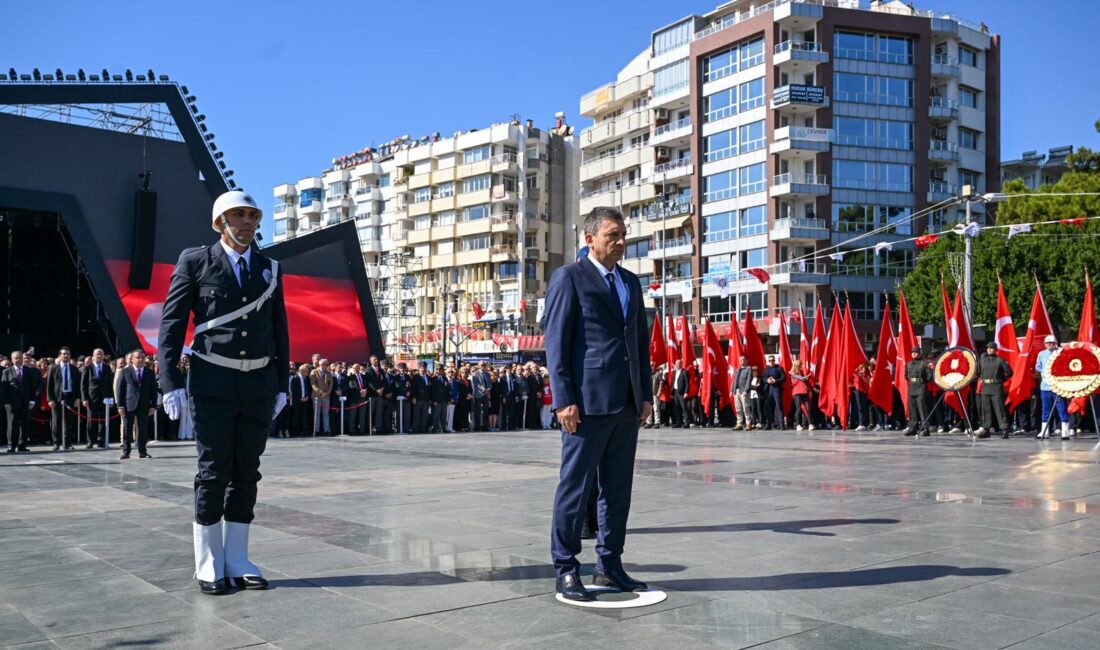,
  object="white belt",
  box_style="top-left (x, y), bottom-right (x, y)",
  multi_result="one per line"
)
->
top-left (193, 351), bottom-right (271, 372)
